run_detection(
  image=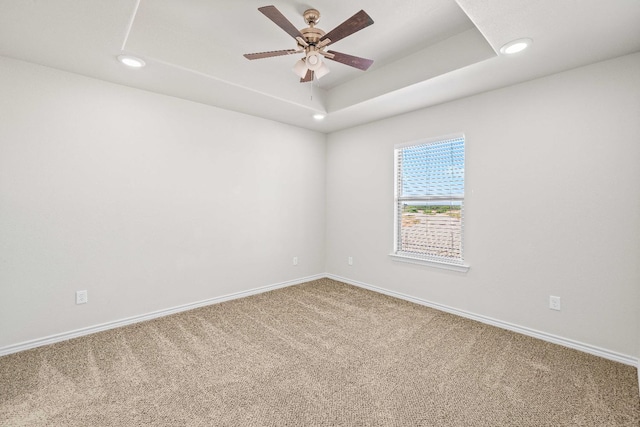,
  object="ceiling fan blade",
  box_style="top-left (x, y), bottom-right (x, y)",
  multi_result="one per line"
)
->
top-left (244, 49), bottom-right (299, 60)
top-left (258, 5), bottom-right (304, 40)
top-left (326, 50), bottom-right (374, 71)
top-left (319, 10), bottom-right (373, 46)
top-left (300, 69), bottom-right (314, 83)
